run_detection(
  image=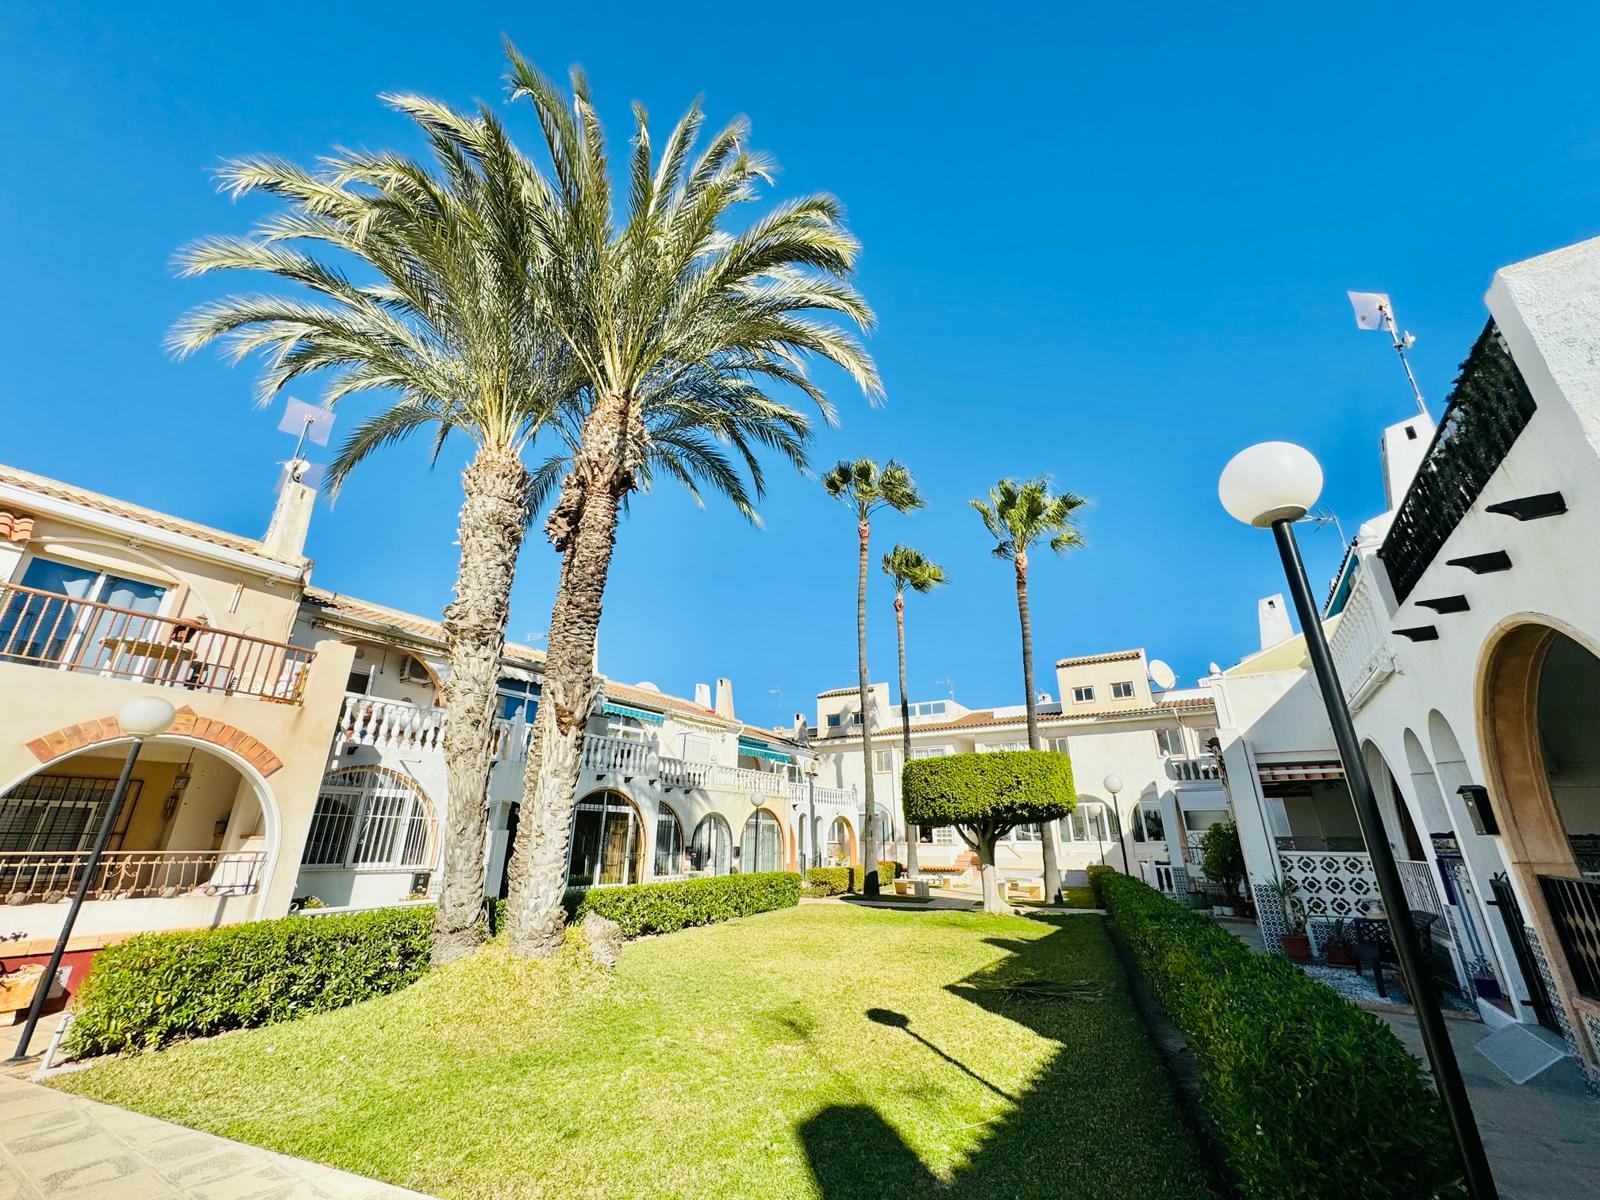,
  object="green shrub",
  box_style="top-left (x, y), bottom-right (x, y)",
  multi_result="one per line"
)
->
top-left (901, 749), bottom-right (1074, 828)
top-left (67, 905), bottom-right (433, 1057)
top-left (558, 872), bottom-right (800, 938)
top-left (1101, 875), bottom-right (1459, 1199)
top-left (1197, 820), bottom-right (1244, 900)
top-left (1085, 863), bottom-right (1116, 905)
top-left (801, 862), bottom-right (898, 896)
